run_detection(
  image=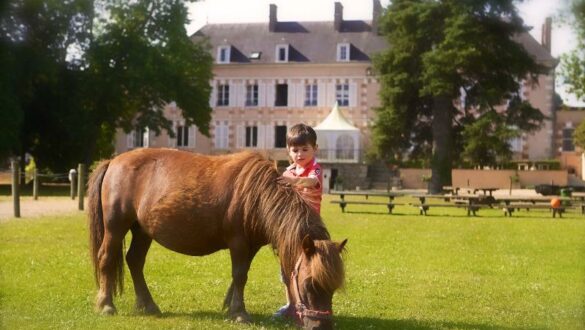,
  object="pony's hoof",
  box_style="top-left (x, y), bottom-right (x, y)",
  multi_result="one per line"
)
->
top-left (231, 312), bottom-right (252, 323)
top-left (100, 305), bottom-right (117, 315)
top-left (137, 304), bottom-right (161, 316)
